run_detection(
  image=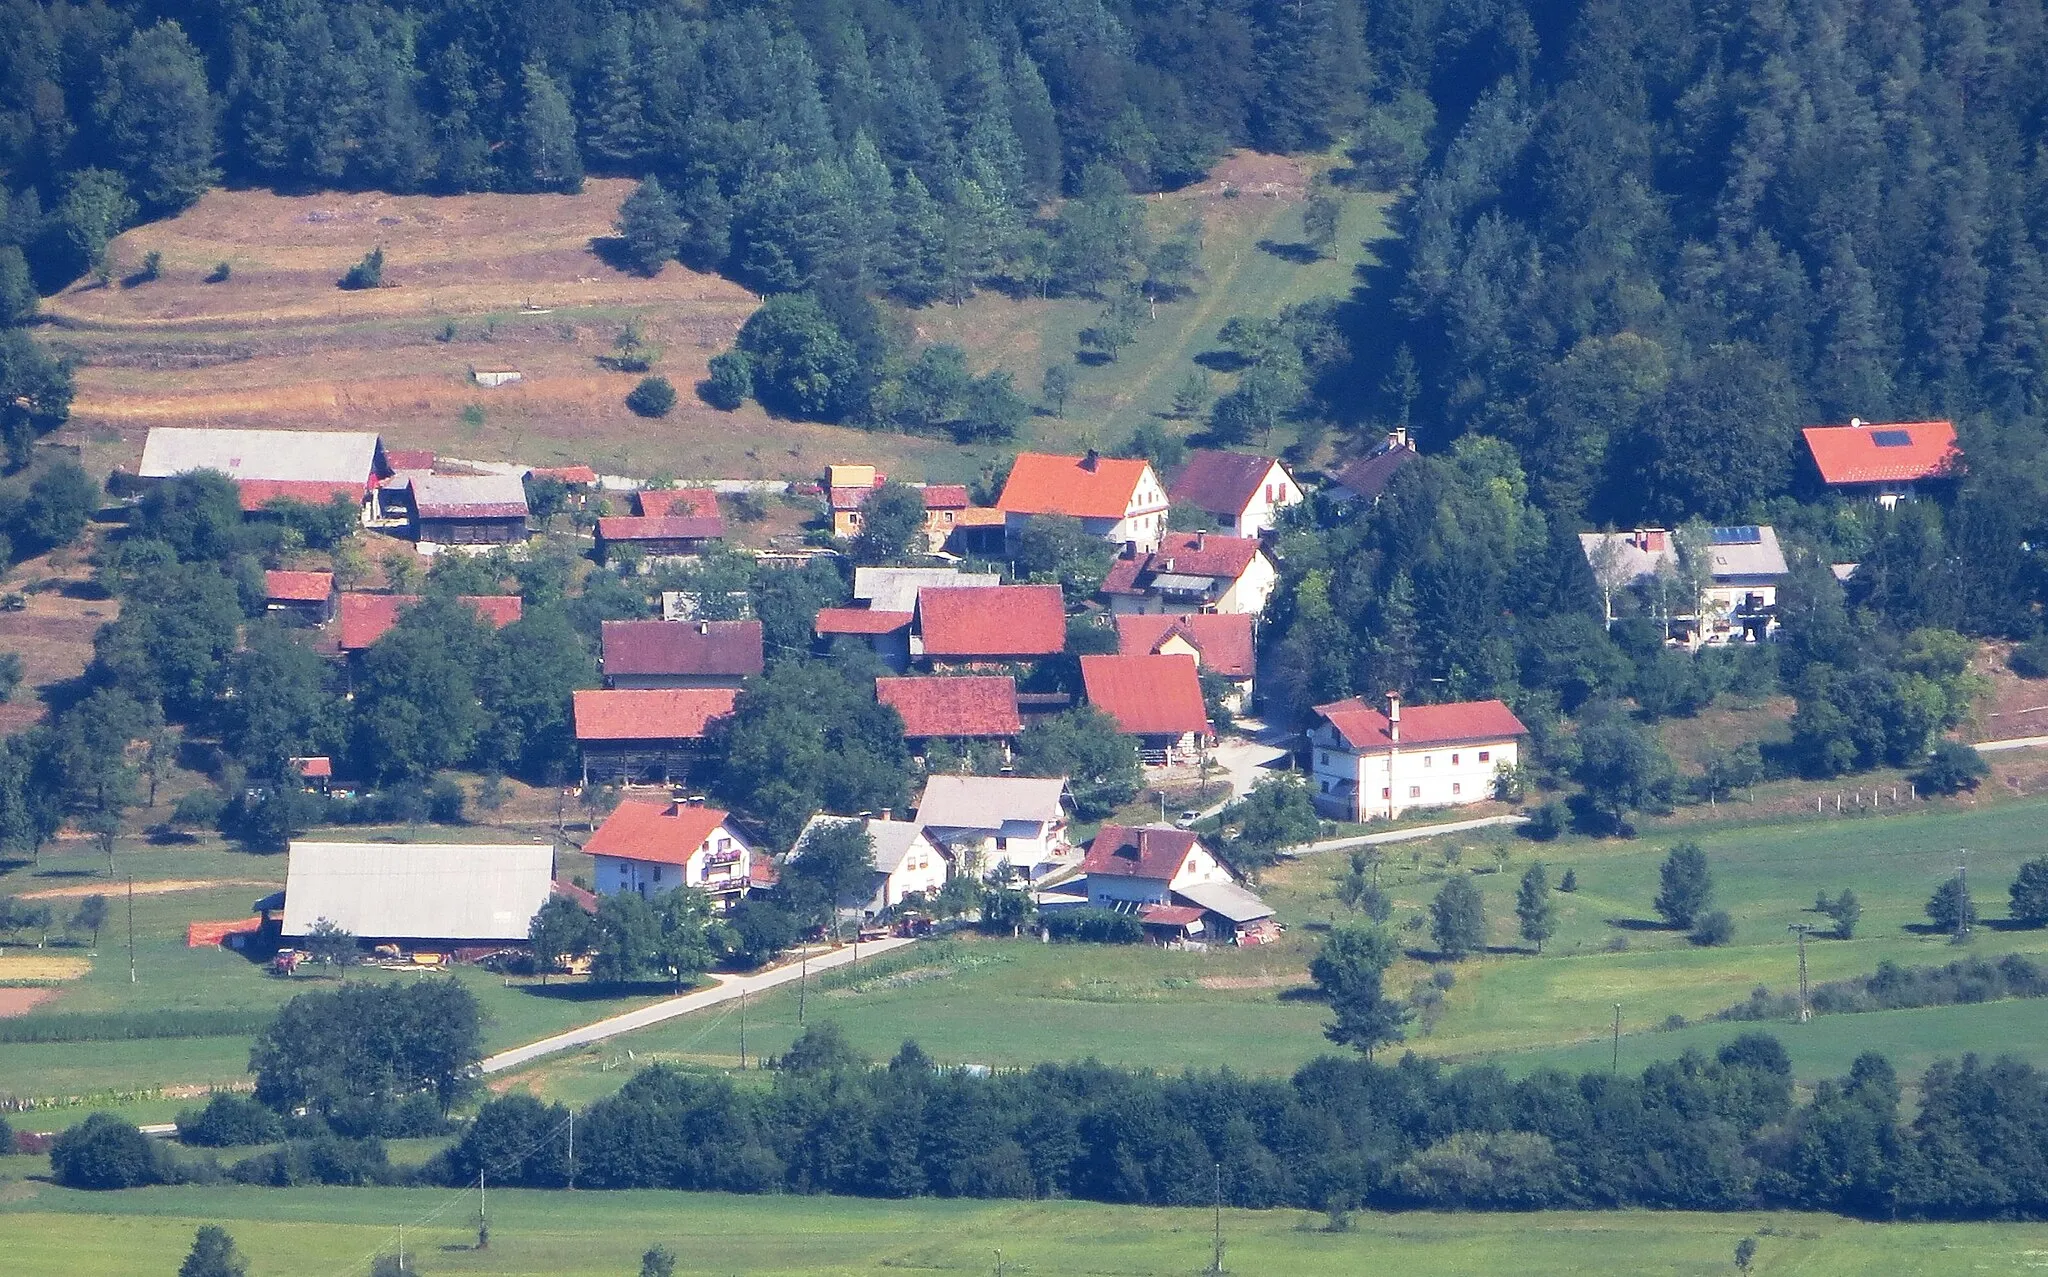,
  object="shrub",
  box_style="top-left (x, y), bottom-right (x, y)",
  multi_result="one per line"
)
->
top-left (2011, 635), bottom-right (2048, 678)
top-left (1043, 907), bottom-right (1145, 944)
top-left (1690, 909), bottom-right (1735, 946)
top-left (206, 261), bottom-right (231, 283)
top-left (134, 250), bottom-right (161, 283)
top-left (428, 776), bottom-right (467, 824)
top-left (1915, 739), bottom-right (1987, 796)
top-left (702, 351), bottom-right (752, 410)
top-left (229, 1135), bottom-right (392, 1186)
top-left (177, 1092), bottom-right (283, 1147)
top-left (50, 1112), bottom-right (162, 1189)
top-left (171, 788), bottom-right (227, 830)
top-left (1522, 801), bottom-right (1563, 841)
top-left (1558, 868), bottom-right (1577, 892)
top-left (626, 375), bottom-right (677, 418)
top-left (339, 247), bottom-right (384, 290)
